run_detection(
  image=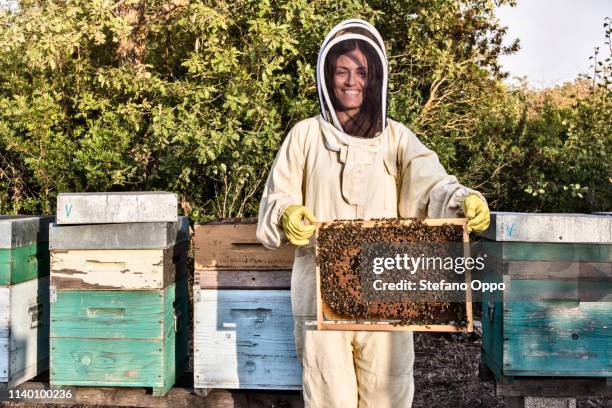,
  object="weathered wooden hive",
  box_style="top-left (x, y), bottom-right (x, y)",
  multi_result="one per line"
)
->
top-left (479, 212), bottom-right (612, 379)
top-left (49, 192), bottom-right (189, 396)
top-left (0, 215), bottom-right (54, 387)
top-left (193, 219), bottom-right (302, 391)
top-left (315, 218), bottom-right (473, 332)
